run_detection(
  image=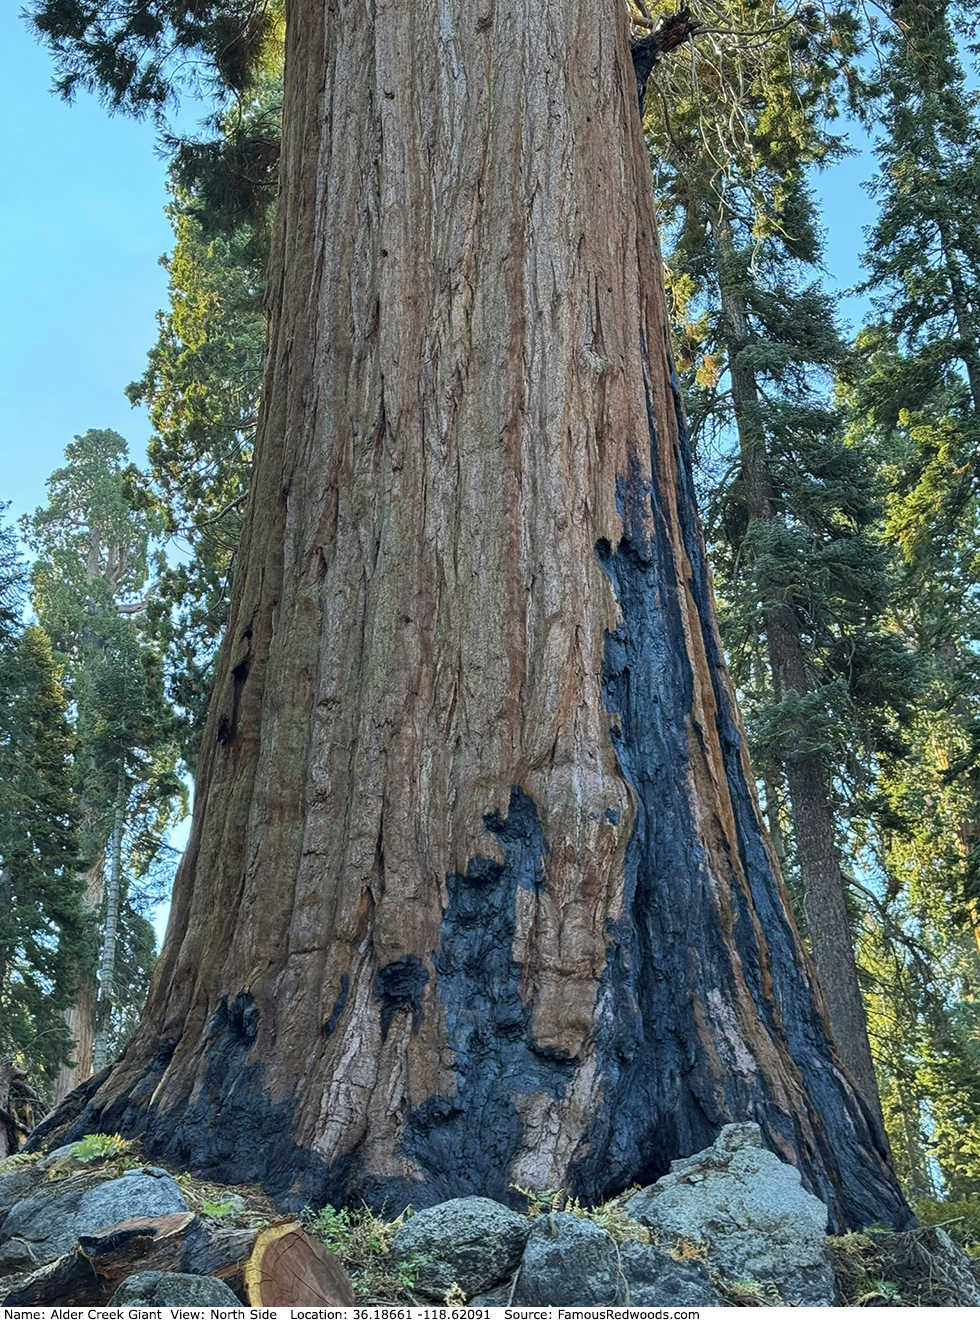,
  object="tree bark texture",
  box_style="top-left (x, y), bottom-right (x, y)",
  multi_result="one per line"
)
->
top-left (35, 0), bottom-right (909, 1231)
top-left (92, 773), bottom-right (127, 1073)
top-left (0, 1056), bottom-right (25, 1159)
top-left (53, 857), bottom-right (103, 1105)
